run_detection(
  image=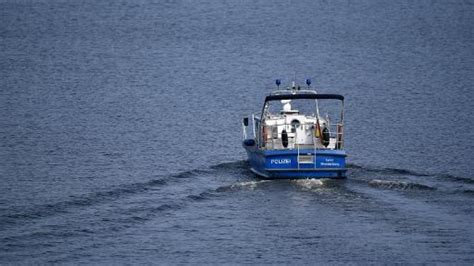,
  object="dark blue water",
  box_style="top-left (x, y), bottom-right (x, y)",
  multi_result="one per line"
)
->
top-left (1, 0), bottom-right (473, 263)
